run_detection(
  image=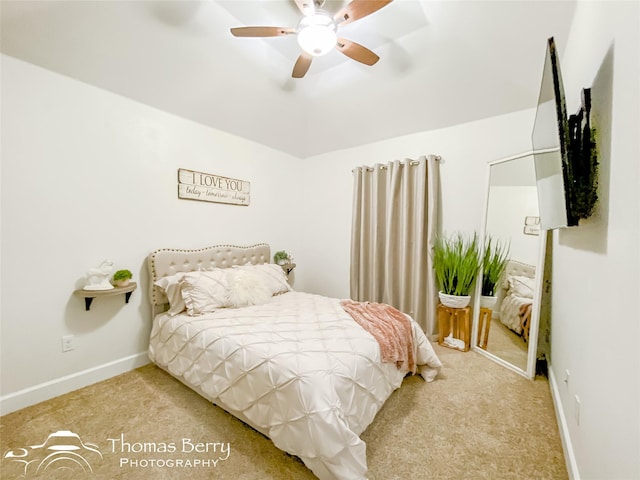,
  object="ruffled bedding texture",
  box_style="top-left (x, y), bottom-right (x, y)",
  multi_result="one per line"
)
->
top-left (499, 293), bottom-right (532, 333)
top-left (148, 291), bottom-right (442, 480)
top-left (499, 274), bottom-right (535, 334)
